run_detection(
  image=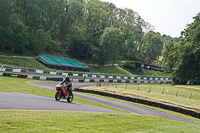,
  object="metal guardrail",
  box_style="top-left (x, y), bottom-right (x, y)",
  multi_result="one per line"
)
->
top-left (0, 66), bottom-right (171, 82)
